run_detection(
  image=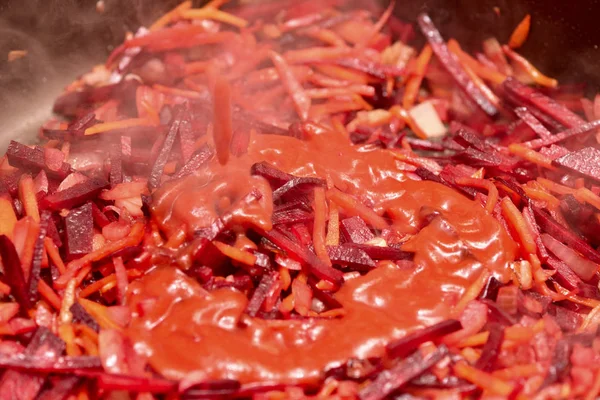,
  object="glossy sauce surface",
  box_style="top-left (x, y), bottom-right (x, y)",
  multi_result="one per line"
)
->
top-left (127, 128), bottom-right (516, 384)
